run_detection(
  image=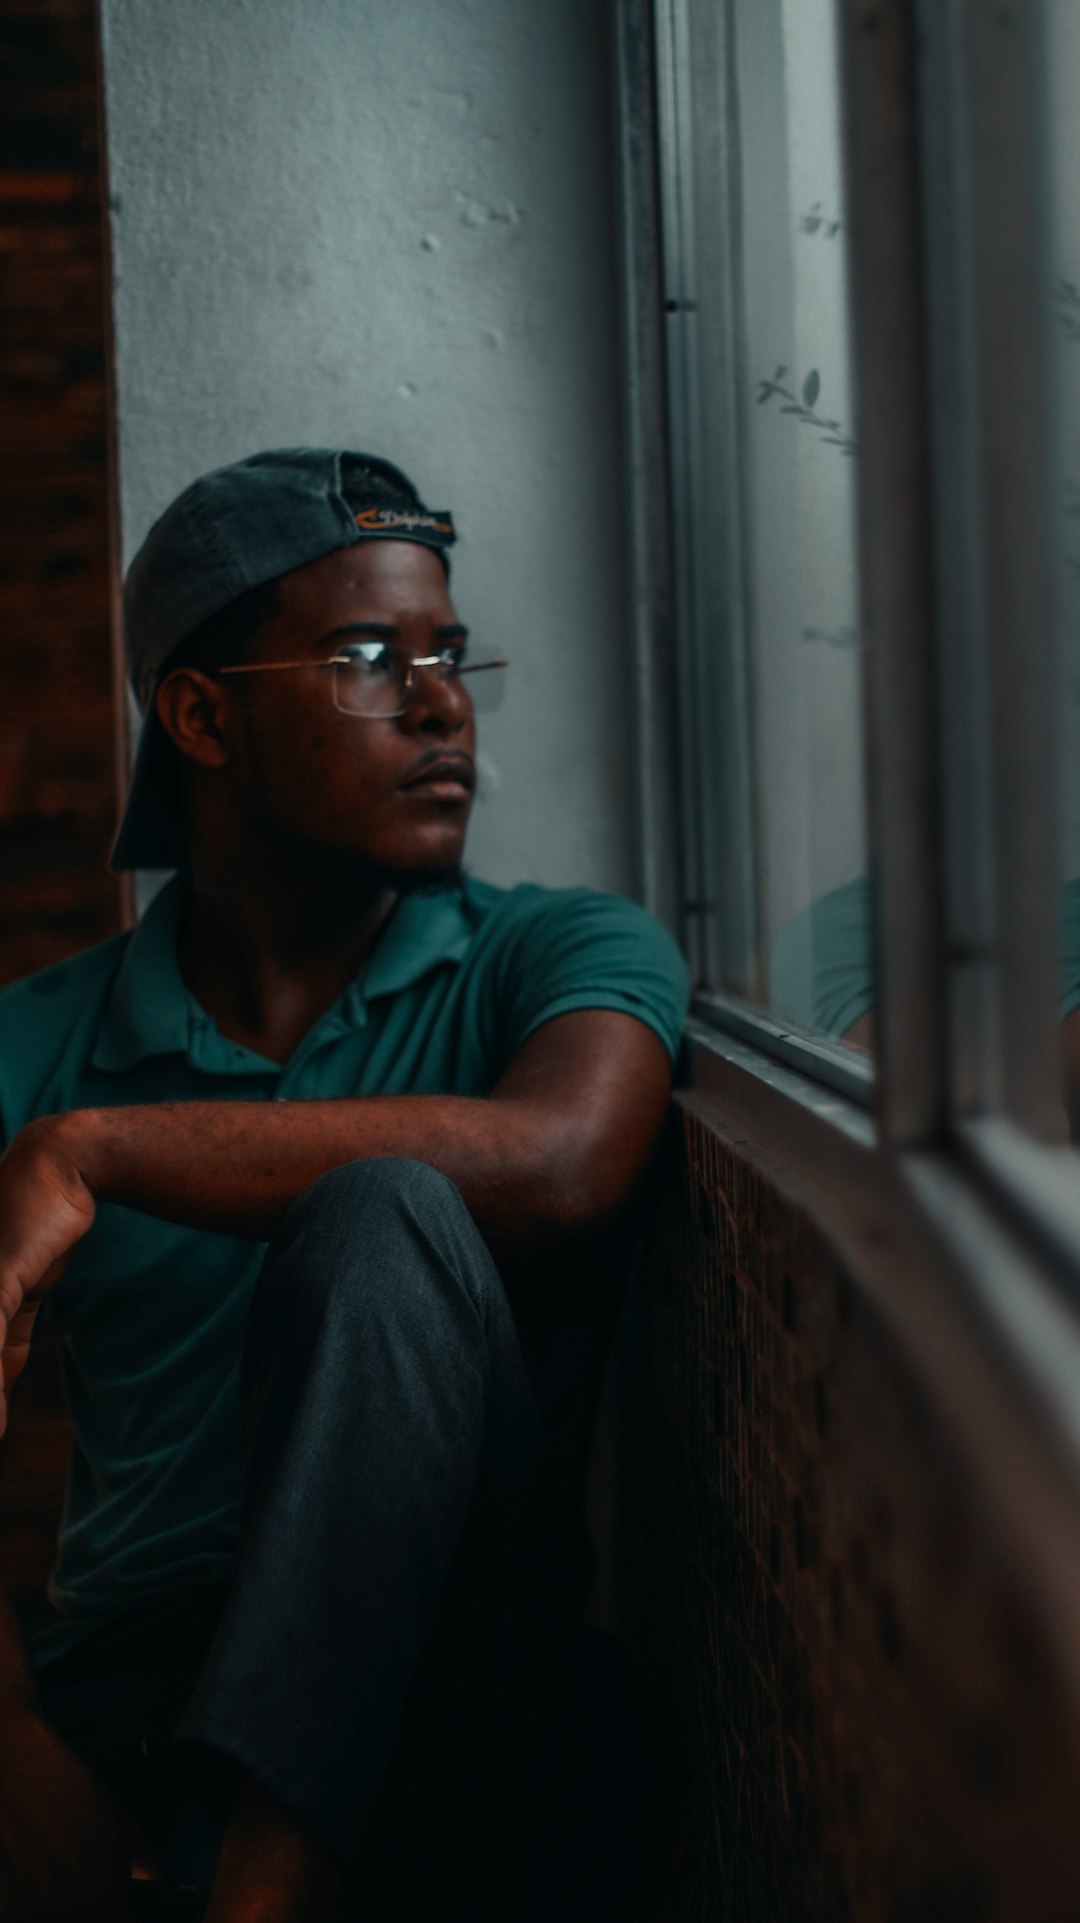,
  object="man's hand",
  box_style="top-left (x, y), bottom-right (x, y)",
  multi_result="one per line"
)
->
top-left (0, 1121), bottom-right (95, 1436)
